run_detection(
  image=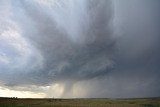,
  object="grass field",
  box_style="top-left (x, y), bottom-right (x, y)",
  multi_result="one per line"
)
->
top-left (0, 97), bottom-right (160, 107)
